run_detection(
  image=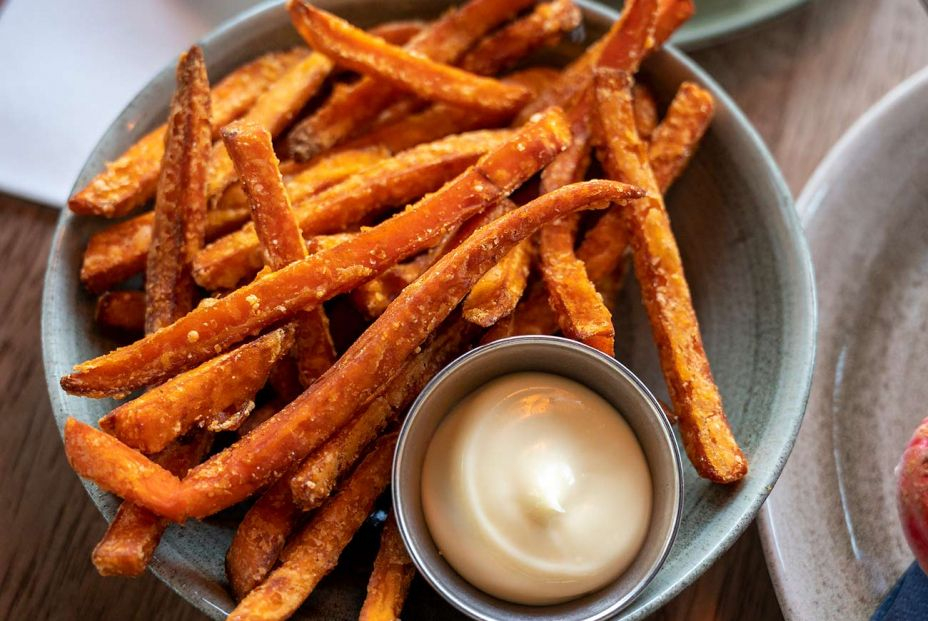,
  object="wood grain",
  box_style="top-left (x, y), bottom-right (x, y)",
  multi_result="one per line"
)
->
top-left (1, 0), bottom-right (925, 618)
